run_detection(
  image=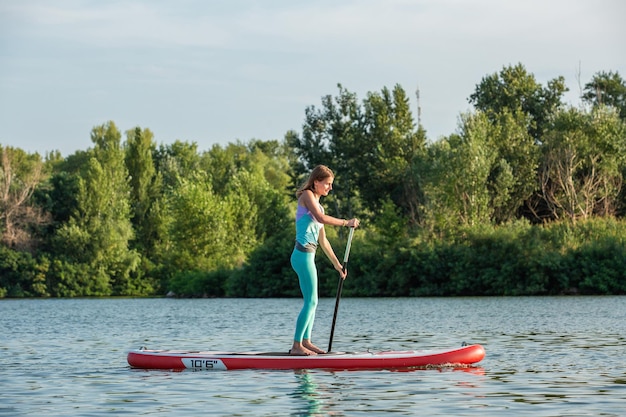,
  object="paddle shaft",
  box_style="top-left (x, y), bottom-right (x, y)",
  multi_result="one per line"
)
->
top-left (328, 227), bottom-right (355, 353)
